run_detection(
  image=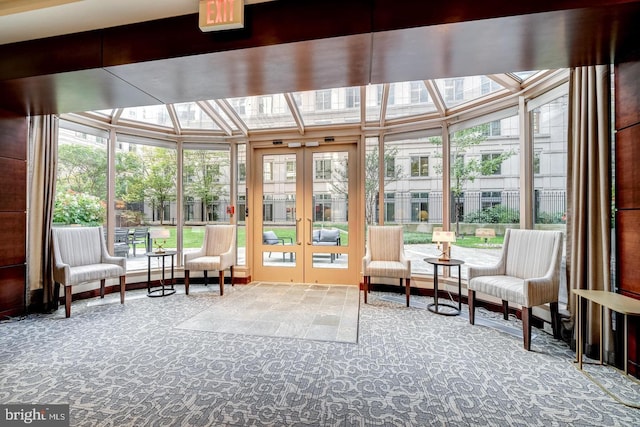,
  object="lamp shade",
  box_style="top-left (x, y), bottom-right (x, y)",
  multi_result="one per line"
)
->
top-left (149, 228), bottom-right (170, 239)
top-left (432, 230), bottom-right (456, 243)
